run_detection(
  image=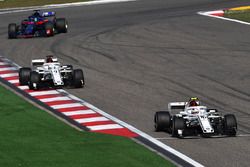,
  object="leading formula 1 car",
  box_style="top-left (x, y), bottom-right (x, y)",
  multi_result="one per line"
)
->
top-left (19, 56), bottom-right (84, 90)
top-left (8, 10), bottom-right (68, 39)
top-left (154, 97), bottom-right (237, 138)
